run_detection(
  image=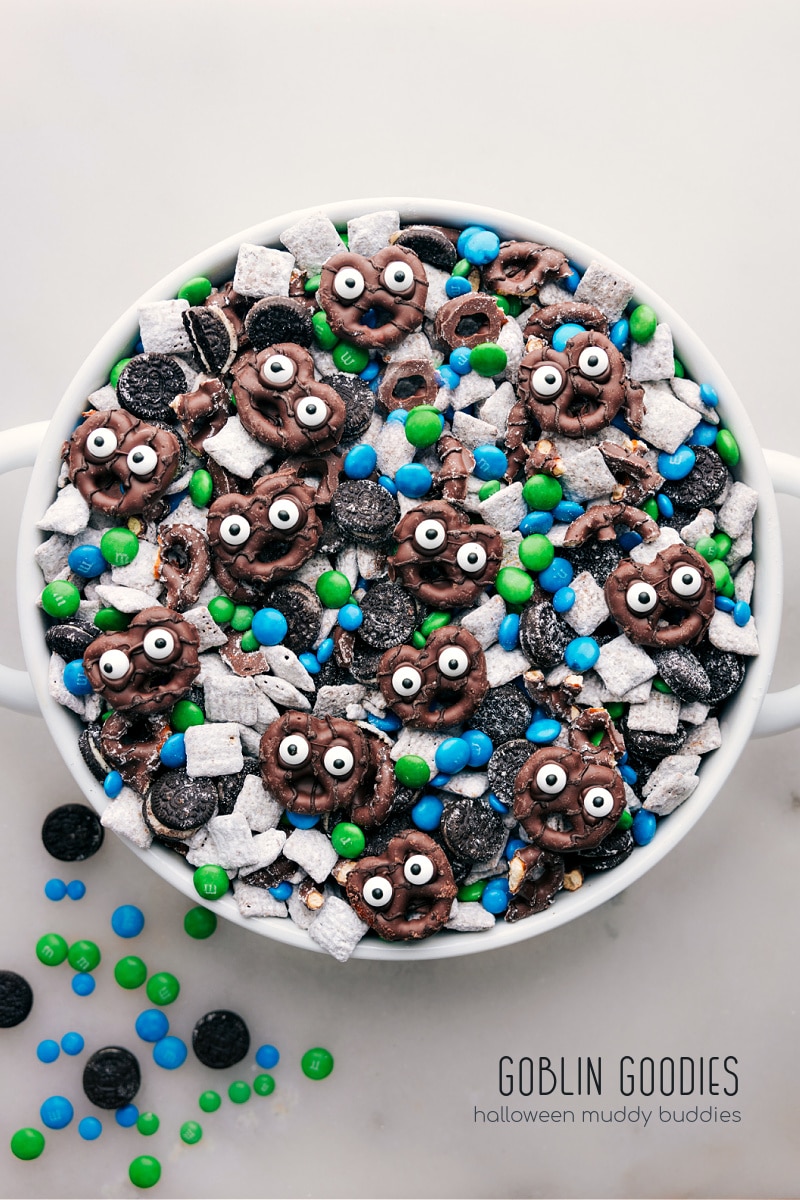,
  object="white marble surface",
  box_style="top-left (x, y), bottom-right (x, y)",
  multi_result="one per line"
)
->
top-left (1, 3), bottom-right (799, 1197)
